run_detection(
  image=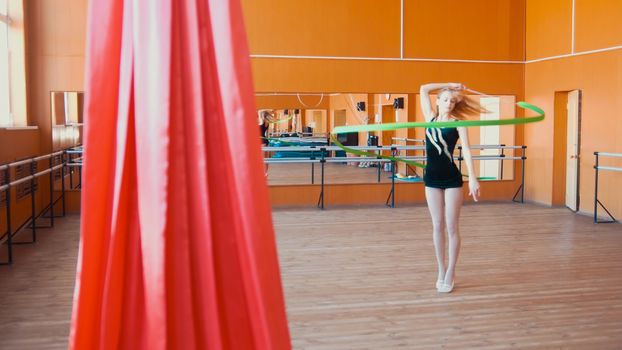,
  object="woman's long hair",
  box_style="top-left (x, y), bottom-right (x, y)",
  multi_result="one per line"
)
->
top-left (437, 88), bottom-right (489, 120)
top-left (257, 109), bottom-right (273, 125)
